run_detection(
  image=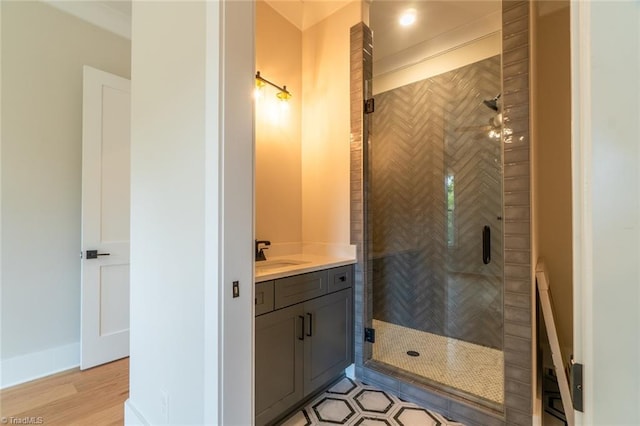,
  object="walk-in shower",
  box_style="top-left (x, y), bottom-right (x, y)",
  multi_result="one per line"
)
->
top-left (368, 55), bottom-right (505, 409)
top-left (351, 1), bottom-right (533, 423)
